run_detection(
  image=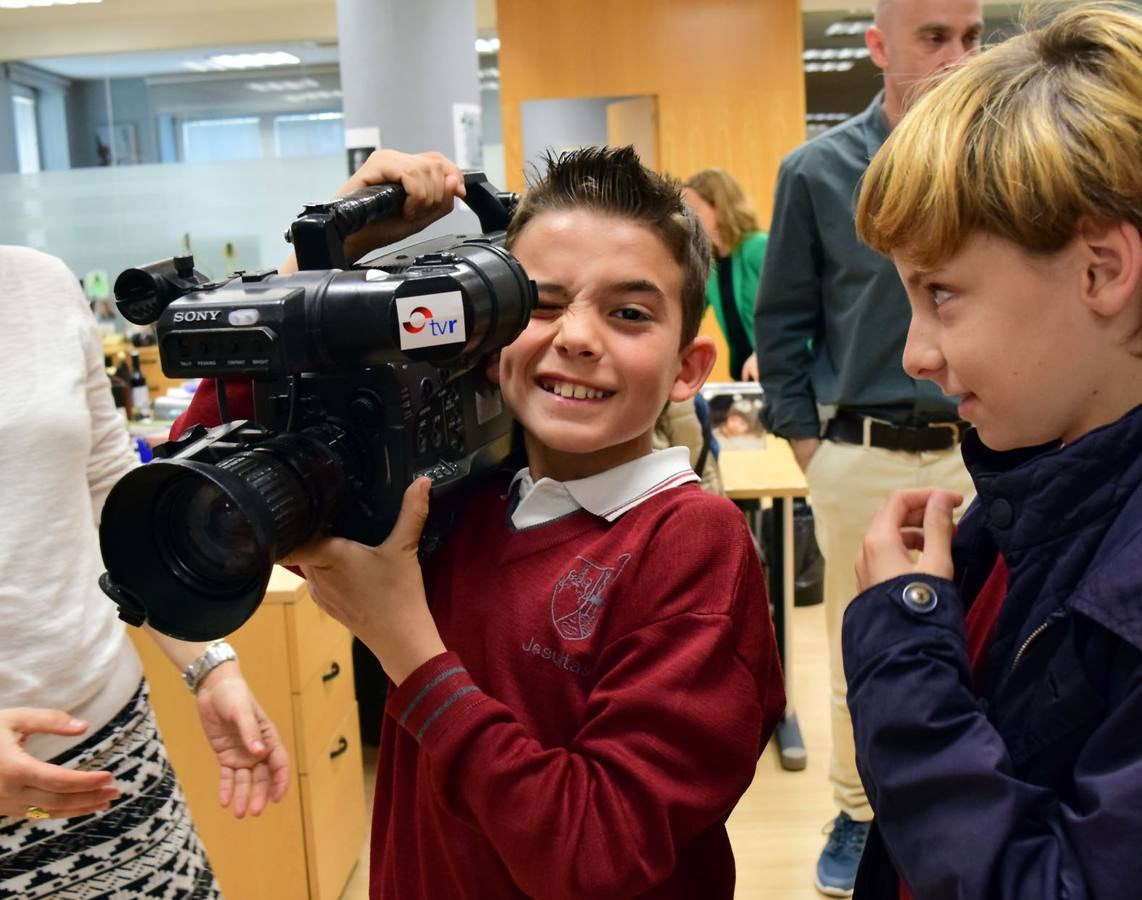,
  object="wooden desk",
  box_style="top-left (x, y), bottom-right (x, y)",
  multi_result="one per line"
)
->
top-left (719, 440), bottom-right (810, 771)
